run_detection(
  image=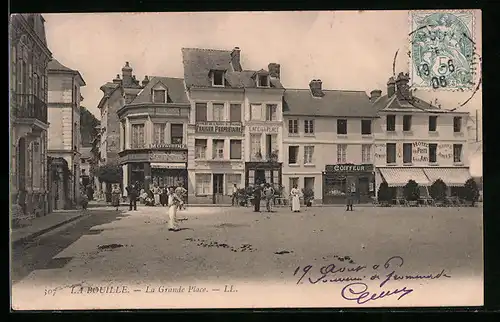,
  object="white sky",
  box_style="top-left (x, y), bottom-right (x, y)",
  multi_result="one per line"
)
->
top-left (43, 11), bottom-right (482, 174)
